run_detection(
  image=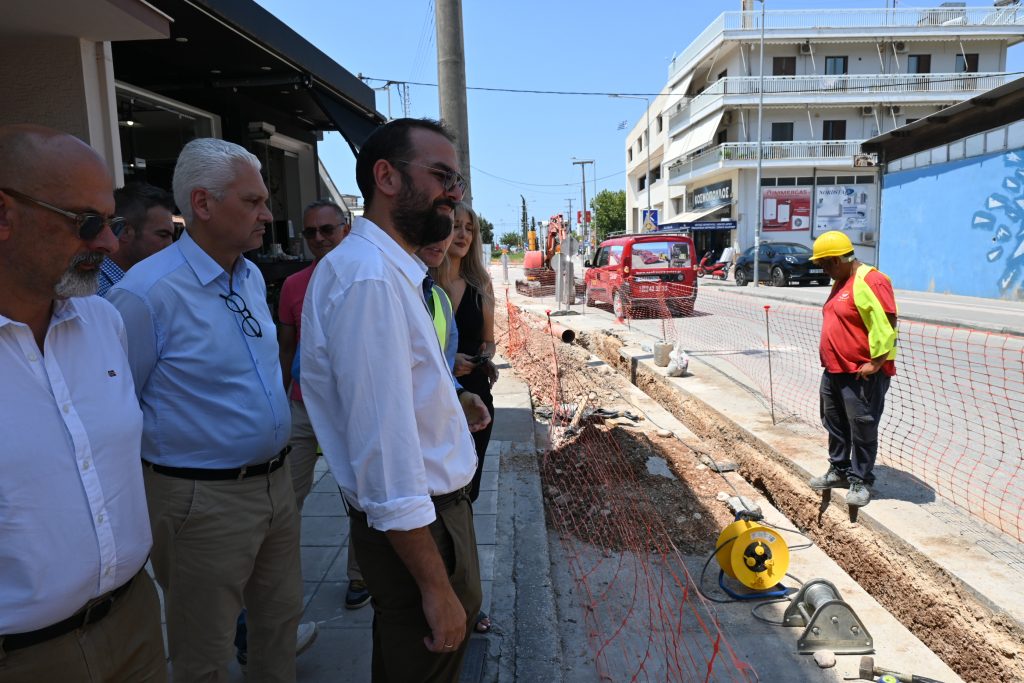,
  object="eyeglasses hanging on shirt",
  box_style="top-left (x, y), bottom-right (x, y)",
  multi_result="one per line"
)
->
top-left (220, 290), bottom-right (263, 338)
